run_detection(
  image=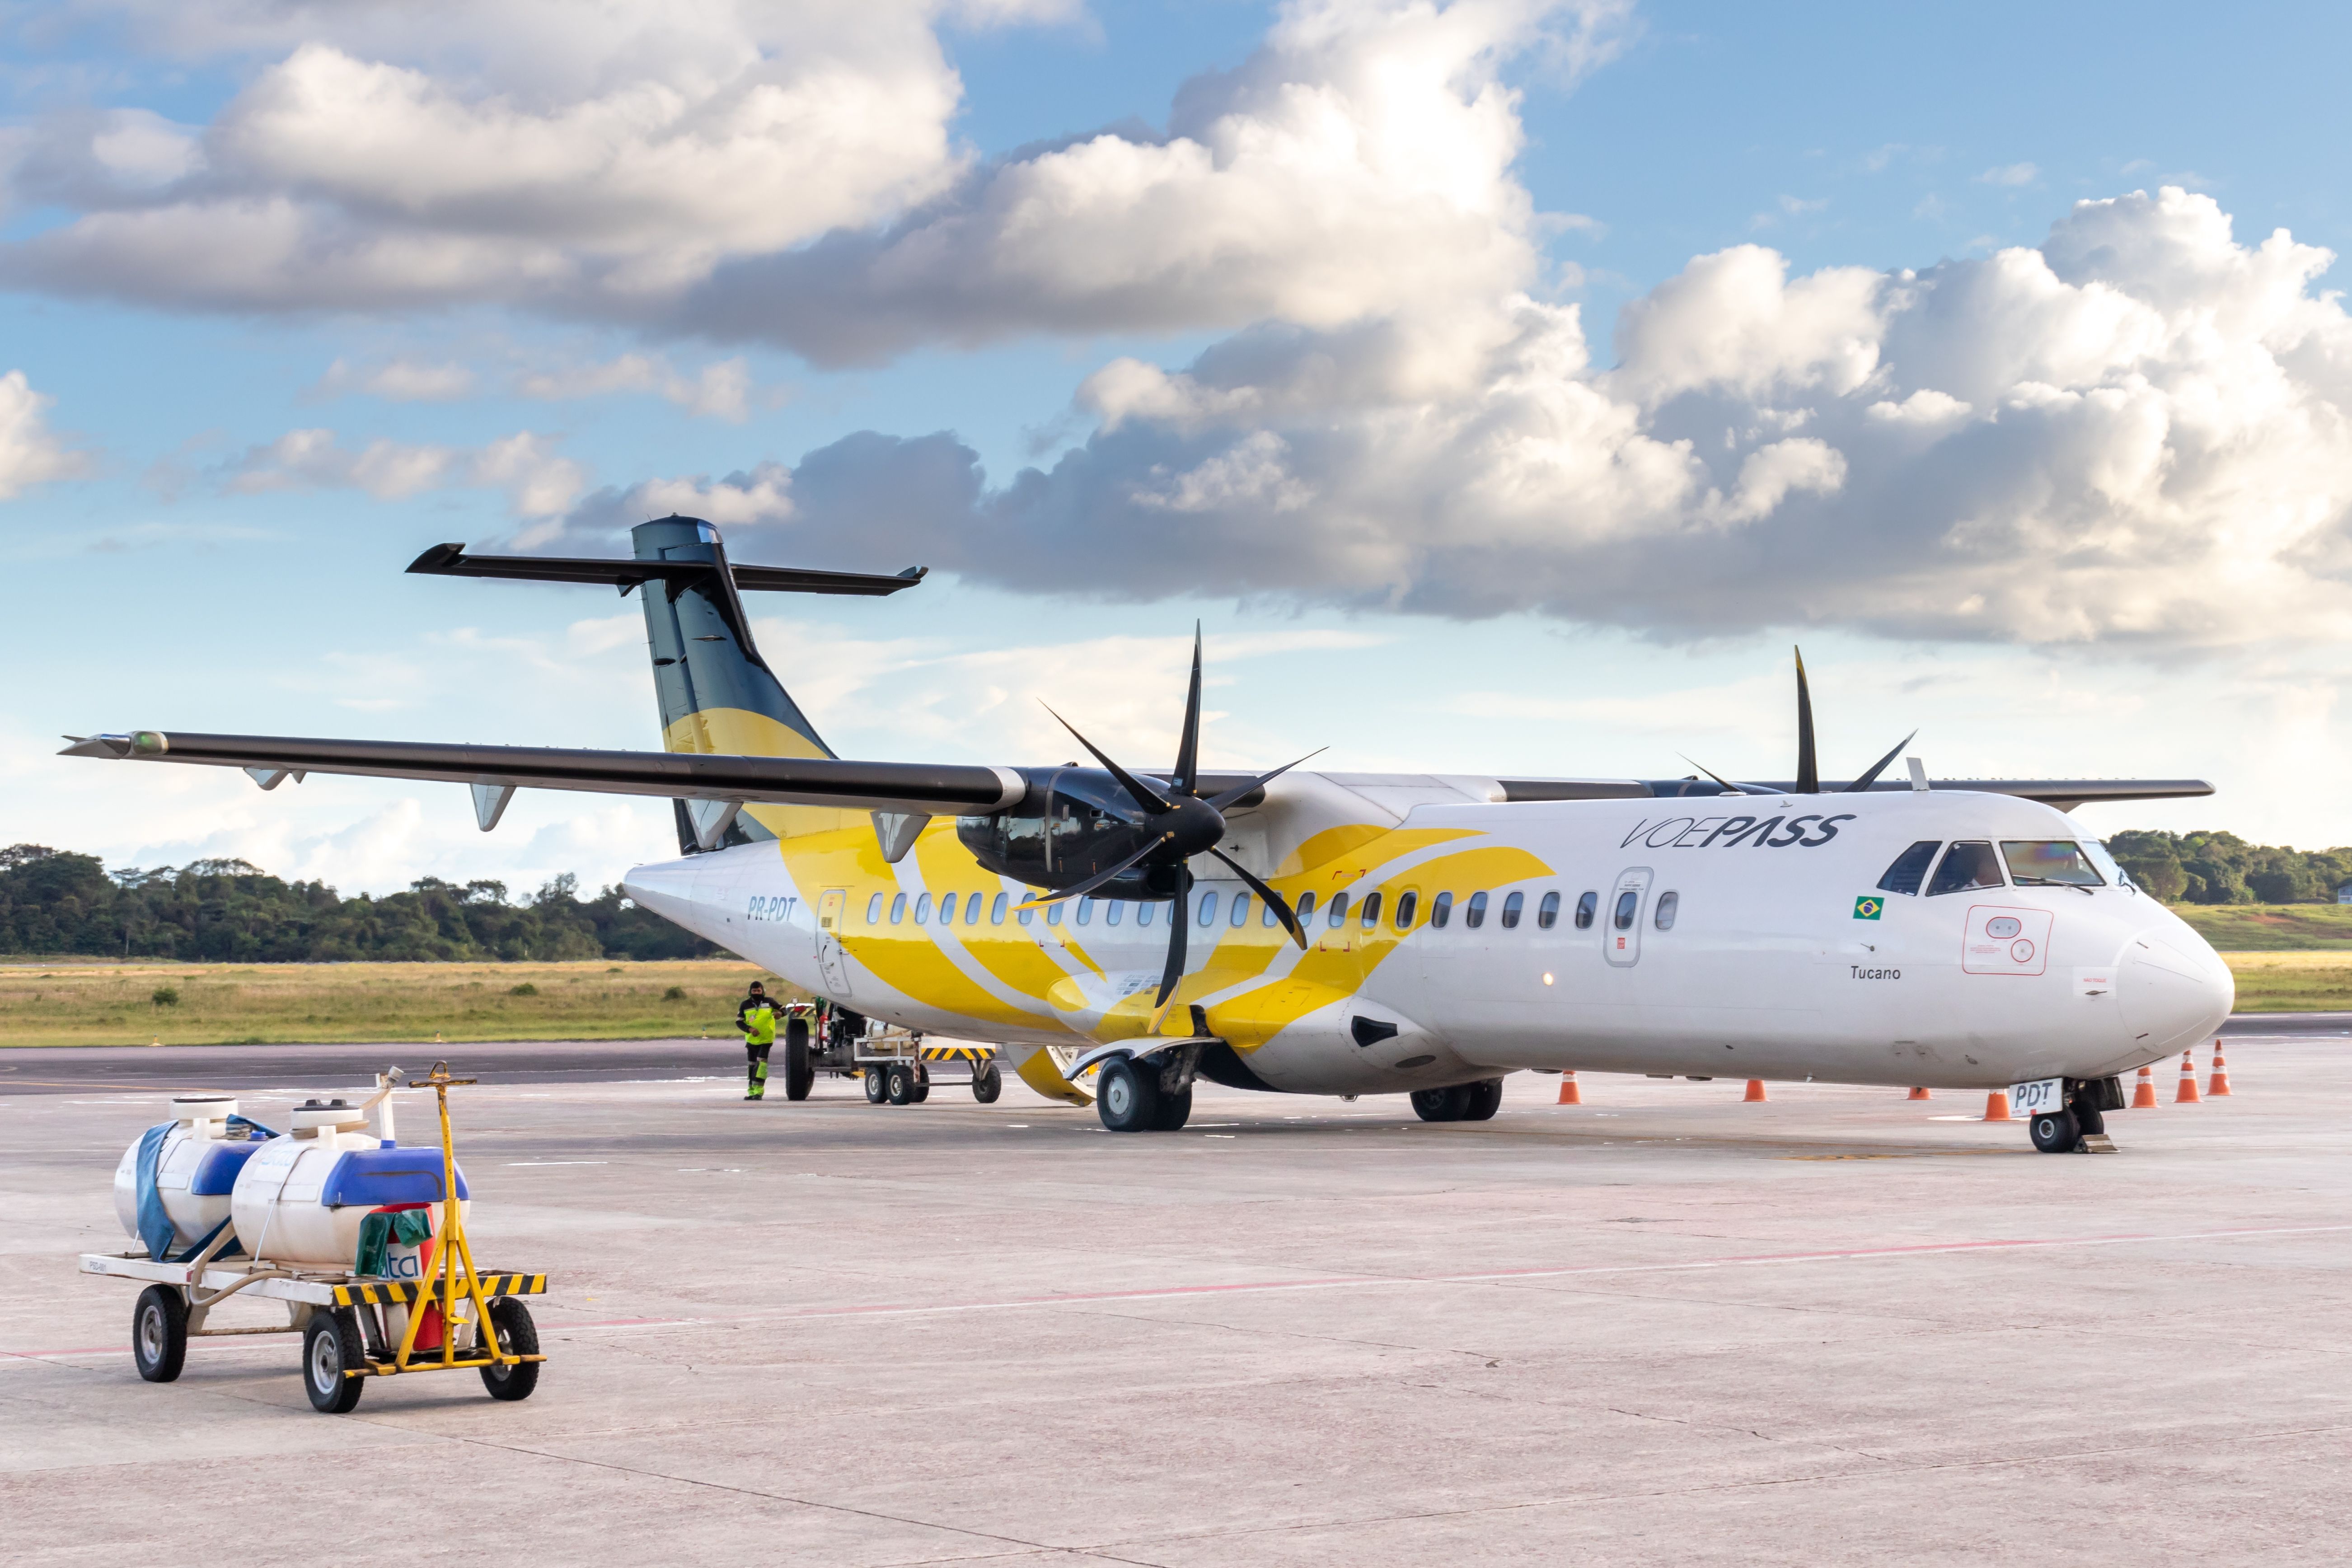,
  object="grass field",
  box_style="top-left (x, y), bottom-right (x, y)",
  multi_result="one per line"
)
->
top-left (2171, 902), bottom-right (2352, 950)
top-left (2221, 951), bottom-right (2352, 1013)
top-left (0, 960), bottom-right (780, 1048)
